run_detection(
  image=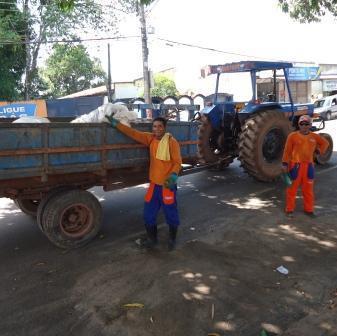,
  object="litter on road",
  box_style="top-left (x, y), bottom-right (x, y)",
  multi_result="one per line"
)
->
top-left (276, 265), bottom-right (289, 275)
